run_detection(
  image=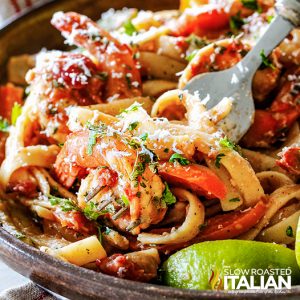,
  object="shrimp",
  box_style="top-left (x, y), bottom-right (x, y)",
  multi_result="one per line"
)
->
top-left (54, 130), bottom-right (167, 234)
top-left (277, 144), bottom-right (300, 175)
top-left (25, 51), bottom-right (105, 144)
top-left (51, 12), bottom-right (142, 100)
top-left (242, 68), bottom-right (300, 148)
